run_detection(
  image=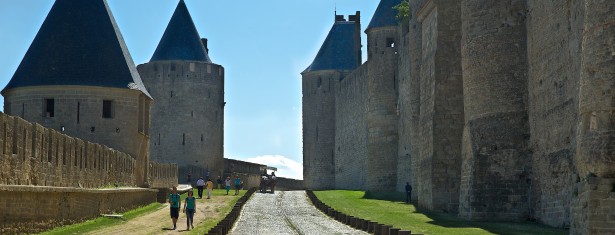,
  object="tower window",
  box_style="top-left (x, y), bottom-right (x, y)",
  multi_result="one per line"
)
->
top-left (102, 100), bottom-right (113, 118)
top-left (317, 77), bottom-right (322, 88)
top-left (386, 38), bottom-right (395, 47)
top-left (44, 99), bottom-right (54, 117)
